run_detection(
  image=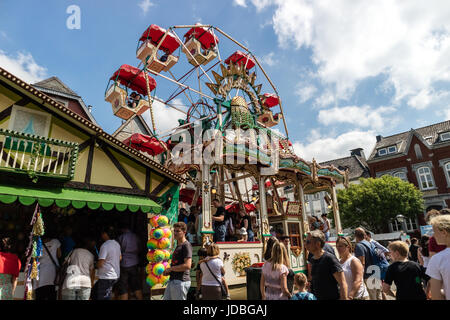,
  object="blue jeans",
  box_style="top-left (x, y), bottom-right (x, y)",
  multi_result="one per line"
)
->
top-left (214, 224), bottom-right (226, 242)
top-left (163, 280), bottom-right (191, 300)
top-left (61, 288), bottom-right (91, 300)
top-left (248, 230), bottom-right (255, 241)
top-left (324, 231), bottom-right (330, 242)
